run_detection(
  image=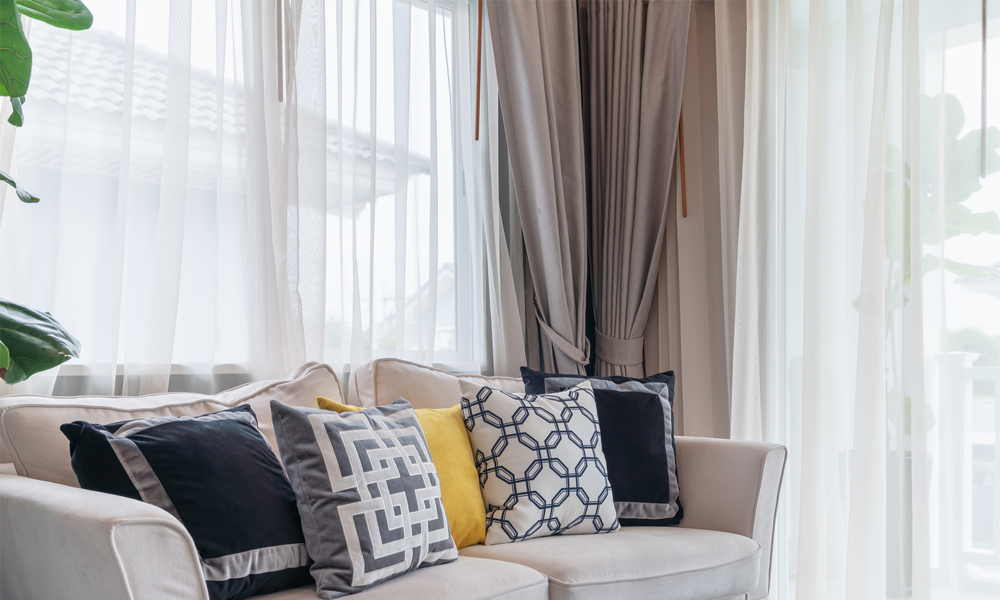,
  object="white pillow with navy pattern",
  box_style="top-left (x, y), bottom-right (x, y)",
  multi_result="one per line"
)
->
top-left (459, 379), bottom-right (619, 545)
